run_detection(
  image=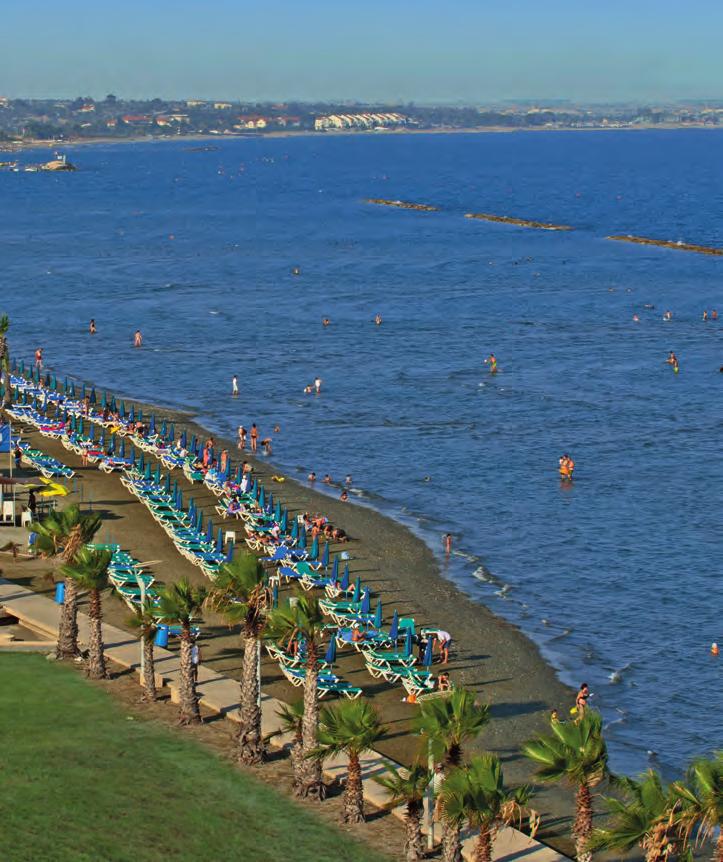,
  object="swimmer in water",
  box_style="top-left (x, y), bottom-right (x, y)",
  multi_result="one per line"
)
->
top-left (322, 317), bottom-right (331, 327)
top-left (559, 453), bottom-right (575, 482)
top-left (134, 329), bottom-right (143, 348)
top-left (89, 319), bottom-right (96, 335)
top-left (663, 310), bottom-right (673, 321)
top-left (666, 351), bottom-right (679, 374)
top-left (632, 314), bottom-right (640, 323)
top-left (374, 313), bottom-right (383, 326)
top-left (322, 474), bottom-right (332, 484)
top-left (703, 310), bottom-right (708, 321)
top-left (484, 353), bottom-right (498, 373)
